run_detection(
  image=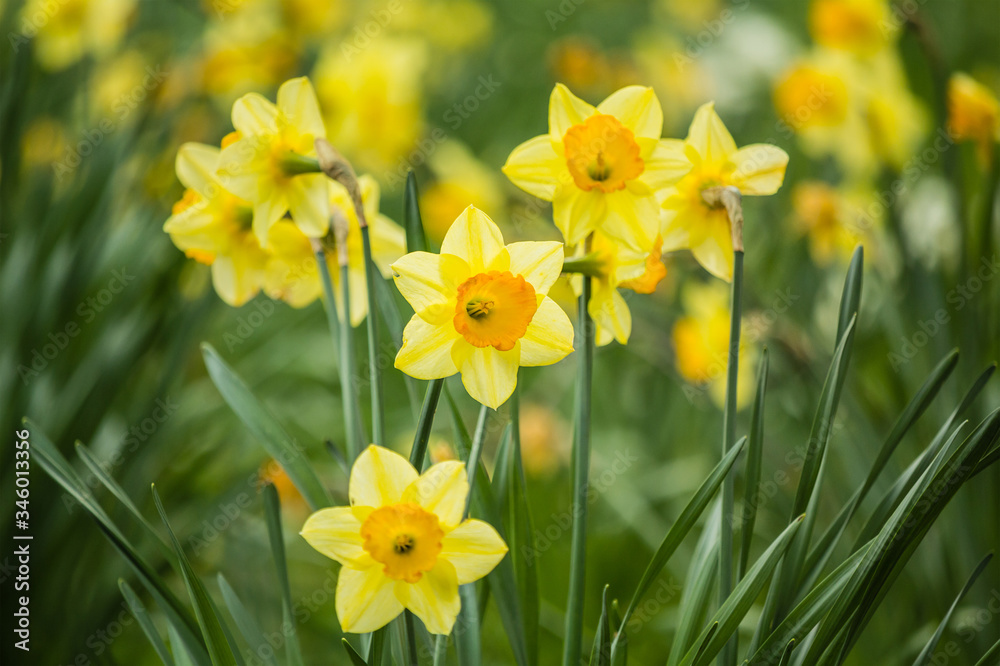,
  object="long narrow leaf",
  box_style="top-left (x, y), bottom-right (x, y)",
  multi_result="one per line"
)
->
top-left (739, 348), bottom-right (768, 581)
top-left (120, 579), bottom-right (175, 666)
top-left (217, 574), bottom-right (279, 666)
top-left (912, 553), bottom-right (993, 666)
top-left (263, 484), bottom-right (305, 666)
